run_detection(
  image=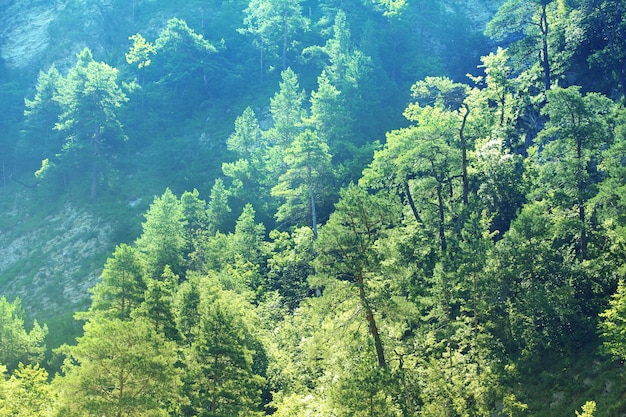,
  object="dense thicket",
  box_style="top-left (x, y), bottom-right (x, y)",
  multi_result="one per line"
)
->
top-left (2, 0), bottom-right (626, 416)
